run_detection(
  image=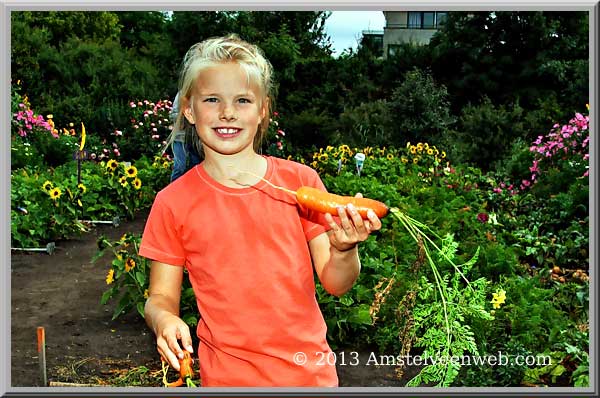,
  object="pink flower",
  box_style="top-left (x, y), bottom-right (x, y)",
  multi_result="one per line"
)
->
top-left (529, 160), bottom-right (539, 173)
top-left (273, 111), bottom-right (279, 117)
top-left (277, 141), bottom-right (283, 150)
top-left (477, 213), bottom-right (489, 223)
top-left (113, 149), bottom-right (120, 156)
top-left (493, 187), bottom-right (502, 194)
top-left (130, 102), bottom-right (136, 108)
top-left (277, 129), bottom-right (285, 136)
